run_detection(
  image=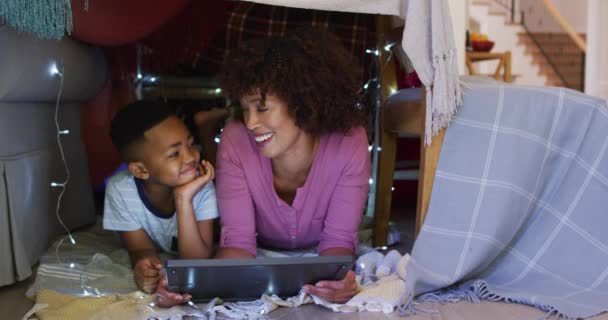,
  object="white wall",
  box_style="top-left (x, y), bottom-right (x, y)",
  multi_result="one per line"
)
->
top-left (449, 0), bottom-right (467, 75)
top-left (551, 0), bottom-right (587, 33)
top-left (584, 0), bottom-right (608, 102)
